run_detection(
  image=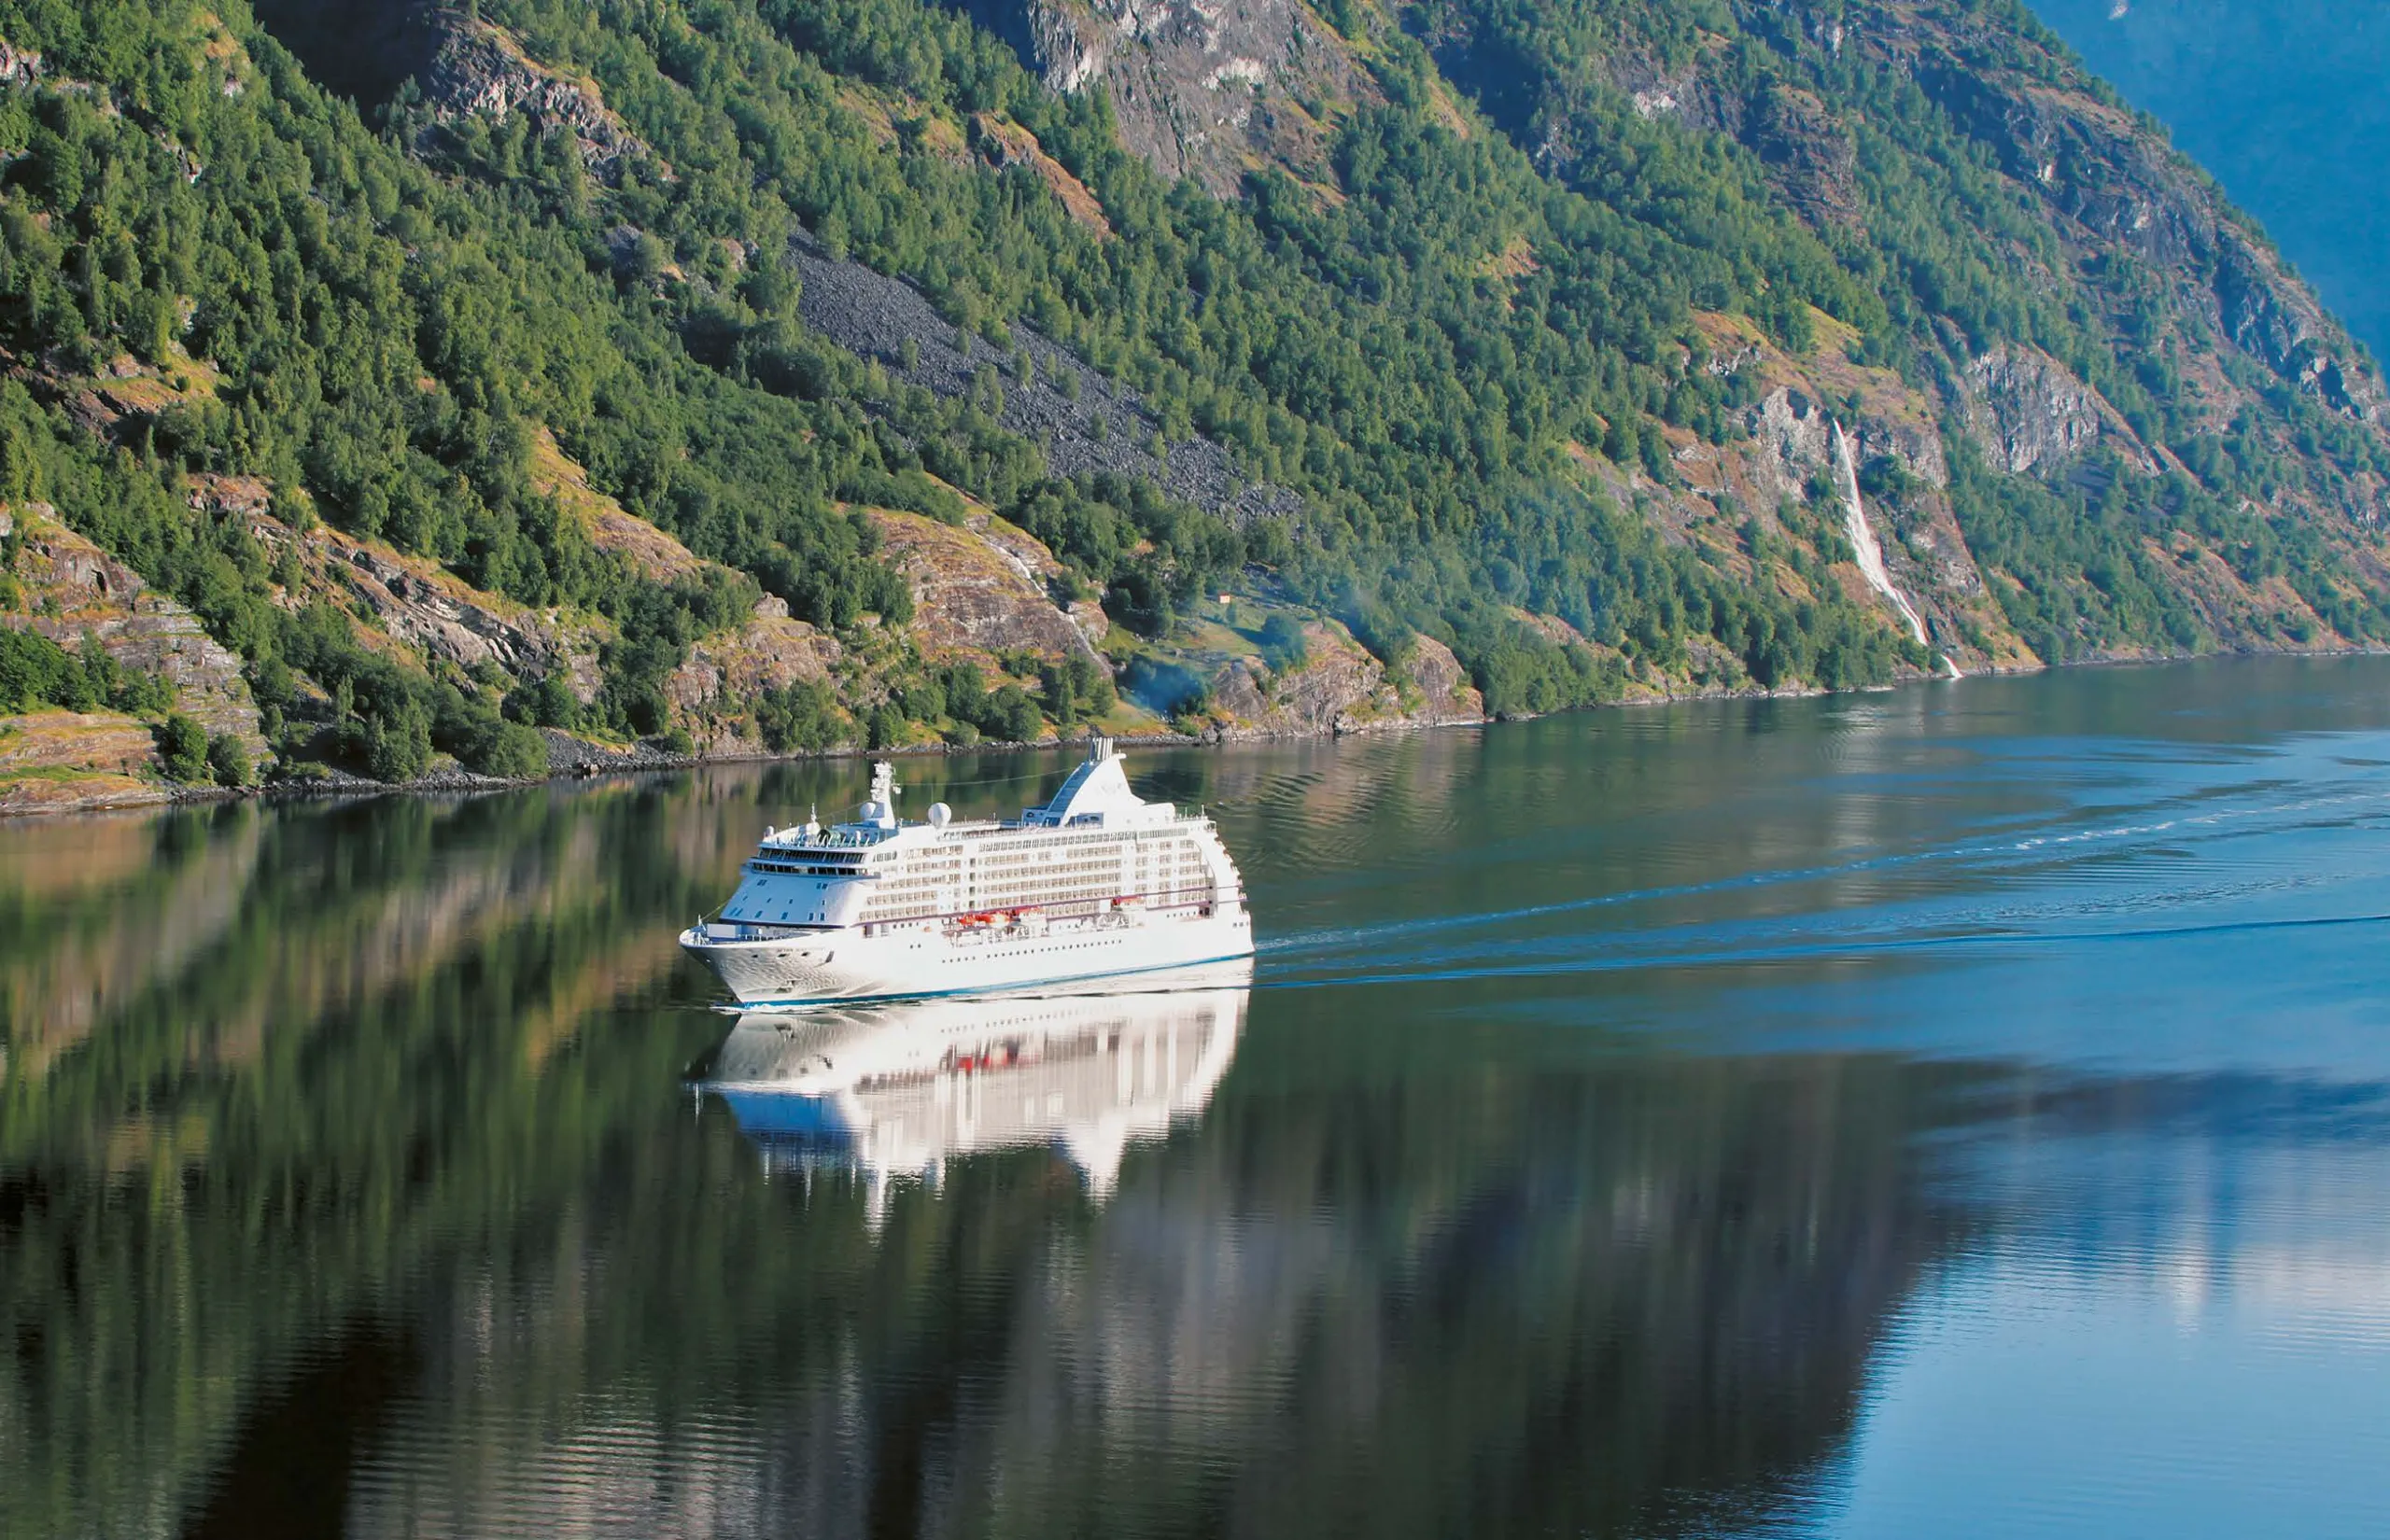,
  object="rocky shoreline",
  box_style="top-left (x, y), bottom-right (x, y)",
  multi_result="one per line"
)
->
top-left (0, 662), bottom-right (1850, 819)
top-left (16, 644), bottom-right (2387, 820)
